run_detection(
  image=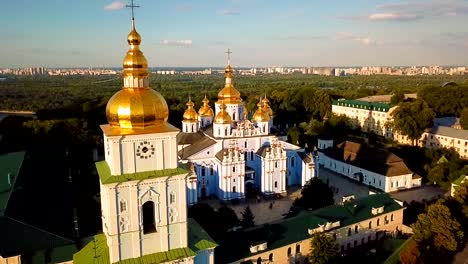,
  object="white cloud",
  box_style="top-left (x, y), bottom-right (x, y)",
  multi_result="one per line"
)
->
top-left (160, 40), bottom-right (193, 47)
top-left (376, 0), bottom-right (468, 19)
top-left (104, 1), bottom-right (125, 11)
top-left (335, 32), bottom-right (381, 46)
top-left (369, 13), bottom-right (422, 21)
